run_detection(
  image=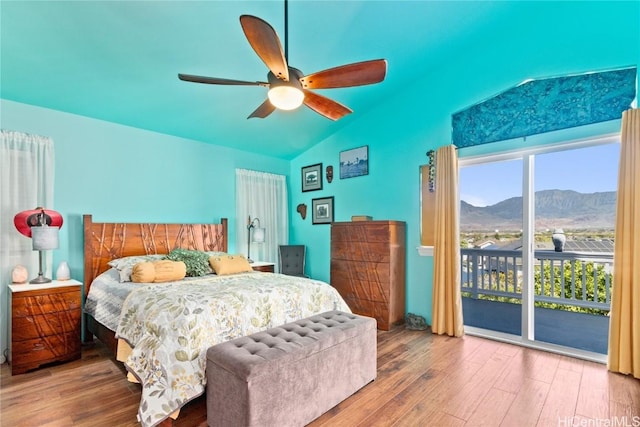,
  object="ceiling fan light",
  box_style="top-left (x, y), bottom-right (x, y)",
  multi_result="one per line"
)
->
top-left (268, 86), bottom-right (304, 110)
